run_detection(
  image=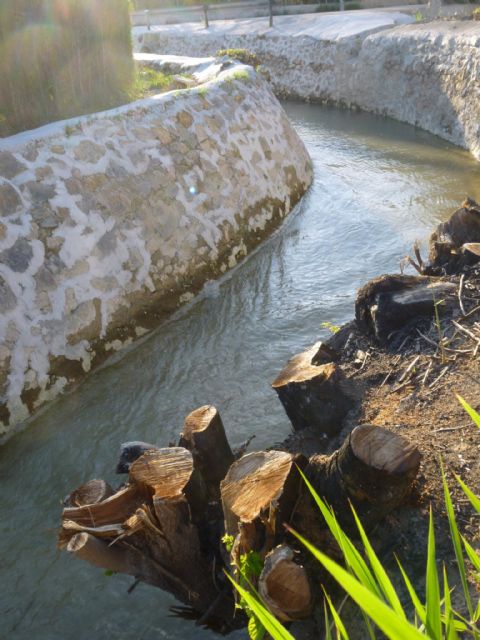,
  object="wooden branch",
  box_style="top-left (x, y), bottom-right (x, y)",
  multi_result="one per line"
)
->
top-left (179, 405), bottom-right (234, 500)
top-left (272, 342), bottom-right (351, 435)
top-left (258, 544), bottom-right (312, 621)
